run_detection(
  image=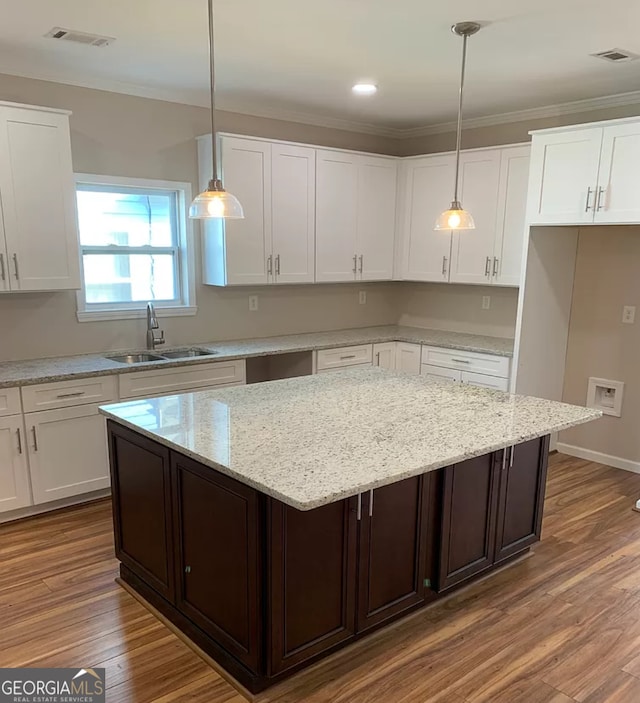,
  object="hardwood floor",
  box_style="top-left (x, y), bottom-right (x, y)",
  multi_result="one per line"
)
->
top-left (2, 454), bottom-right (640, 702)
